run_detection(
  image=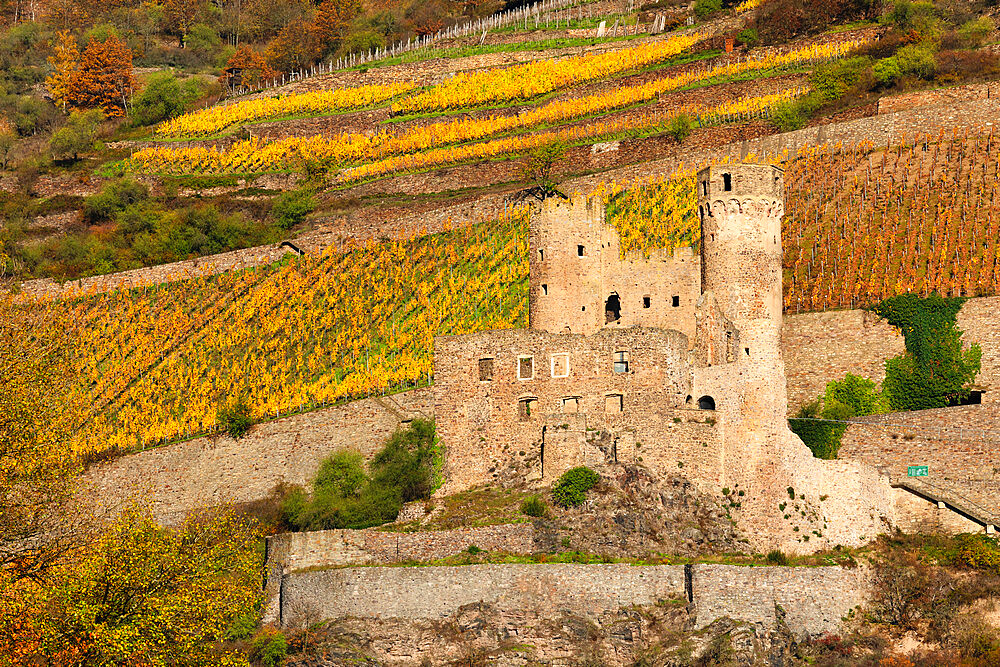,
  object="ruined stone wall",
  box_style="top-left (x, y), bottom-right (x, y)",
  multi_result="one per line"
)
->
top-left (84, 389), bottom-right (433, 525)
top-left (263, 524), bottom-right (536, 624)
top-left (433, 327), bottom-right (700, 493)
top-left (528, 195), bottom-right (700, 339)
top-left (279, 563), bottom-right (864, 639)
top-left (892, 487), bottom-right (983, 535)
top-left (781, 309), bottom-right (905, 412)
top-left (690, 564), bottom-right (867, 637)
